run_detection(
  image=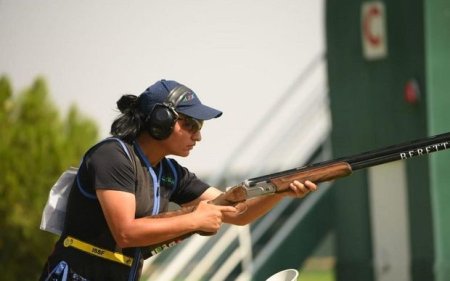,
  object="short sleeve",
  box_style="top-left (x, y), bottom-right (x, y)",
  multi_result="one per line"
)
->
top-left (86, 141), bottom-right (135, 193)
top-left (168, 159), bottom-right (210, 205)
